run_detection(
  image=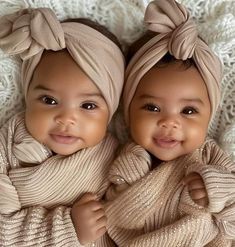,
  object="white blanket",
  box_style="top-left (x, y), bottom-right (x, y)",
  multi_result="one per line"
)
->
top-left (0, 0), bottom-right (234, 159)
